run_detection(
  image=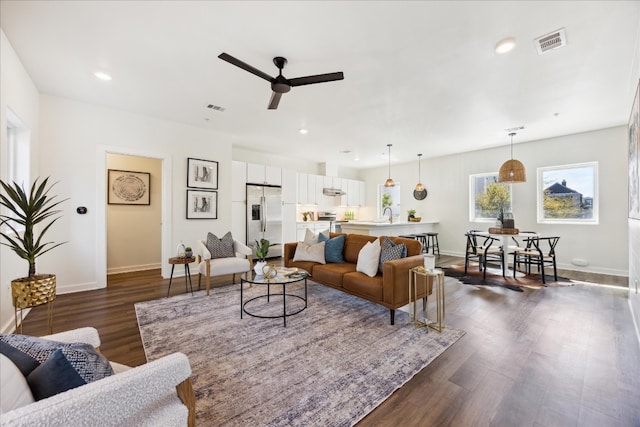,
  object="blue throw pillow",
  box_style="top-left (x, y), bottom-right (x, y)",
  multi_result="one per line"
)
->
top-left (318, 233), bottom-right (346, 263)
top-left (27, 349), bottom-right (86, 400)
